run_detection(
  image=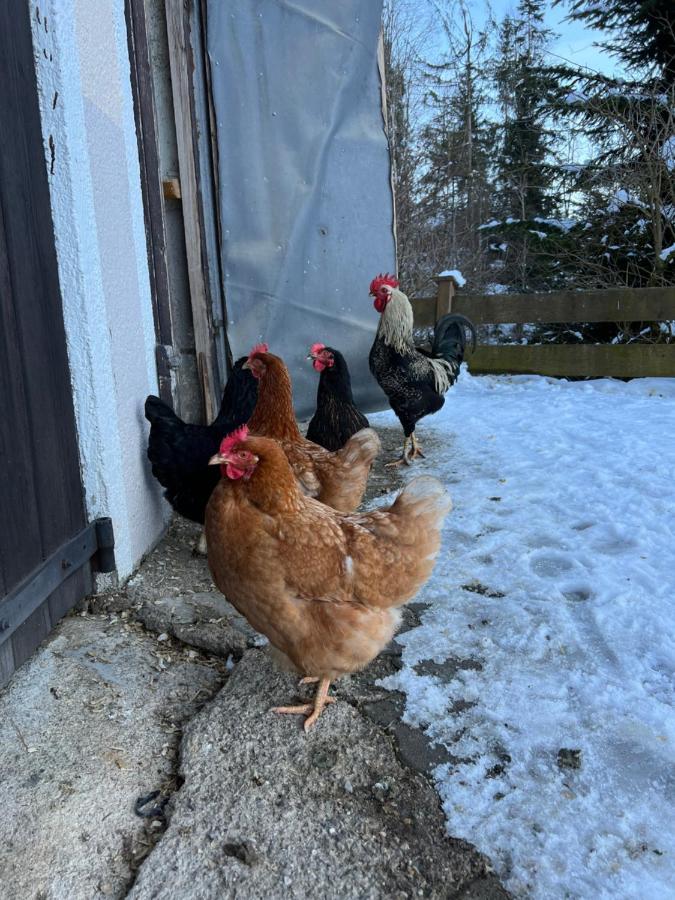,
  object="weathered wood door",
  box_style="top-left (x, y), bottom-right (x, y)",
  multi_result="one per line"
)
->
top-left (0, 3), bottom-right (94, 687)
